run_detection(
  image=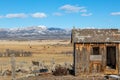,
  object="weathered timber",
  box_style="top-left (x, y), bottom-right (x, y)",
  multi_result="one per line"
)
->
top-left (72, 29), bottom-right (120, 76)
